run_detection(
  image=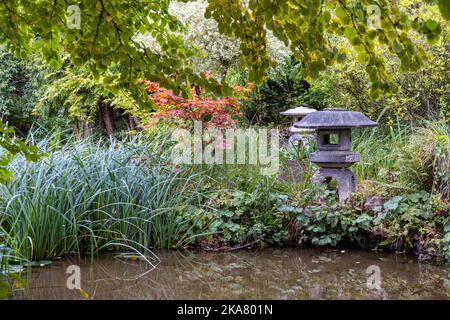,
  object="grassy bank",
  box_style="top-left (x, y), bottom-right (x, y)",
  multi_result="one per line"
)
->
top-left (0, 129), bottom-right (211, 262)
top-left (0, 121), bottom-right (448, 269)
